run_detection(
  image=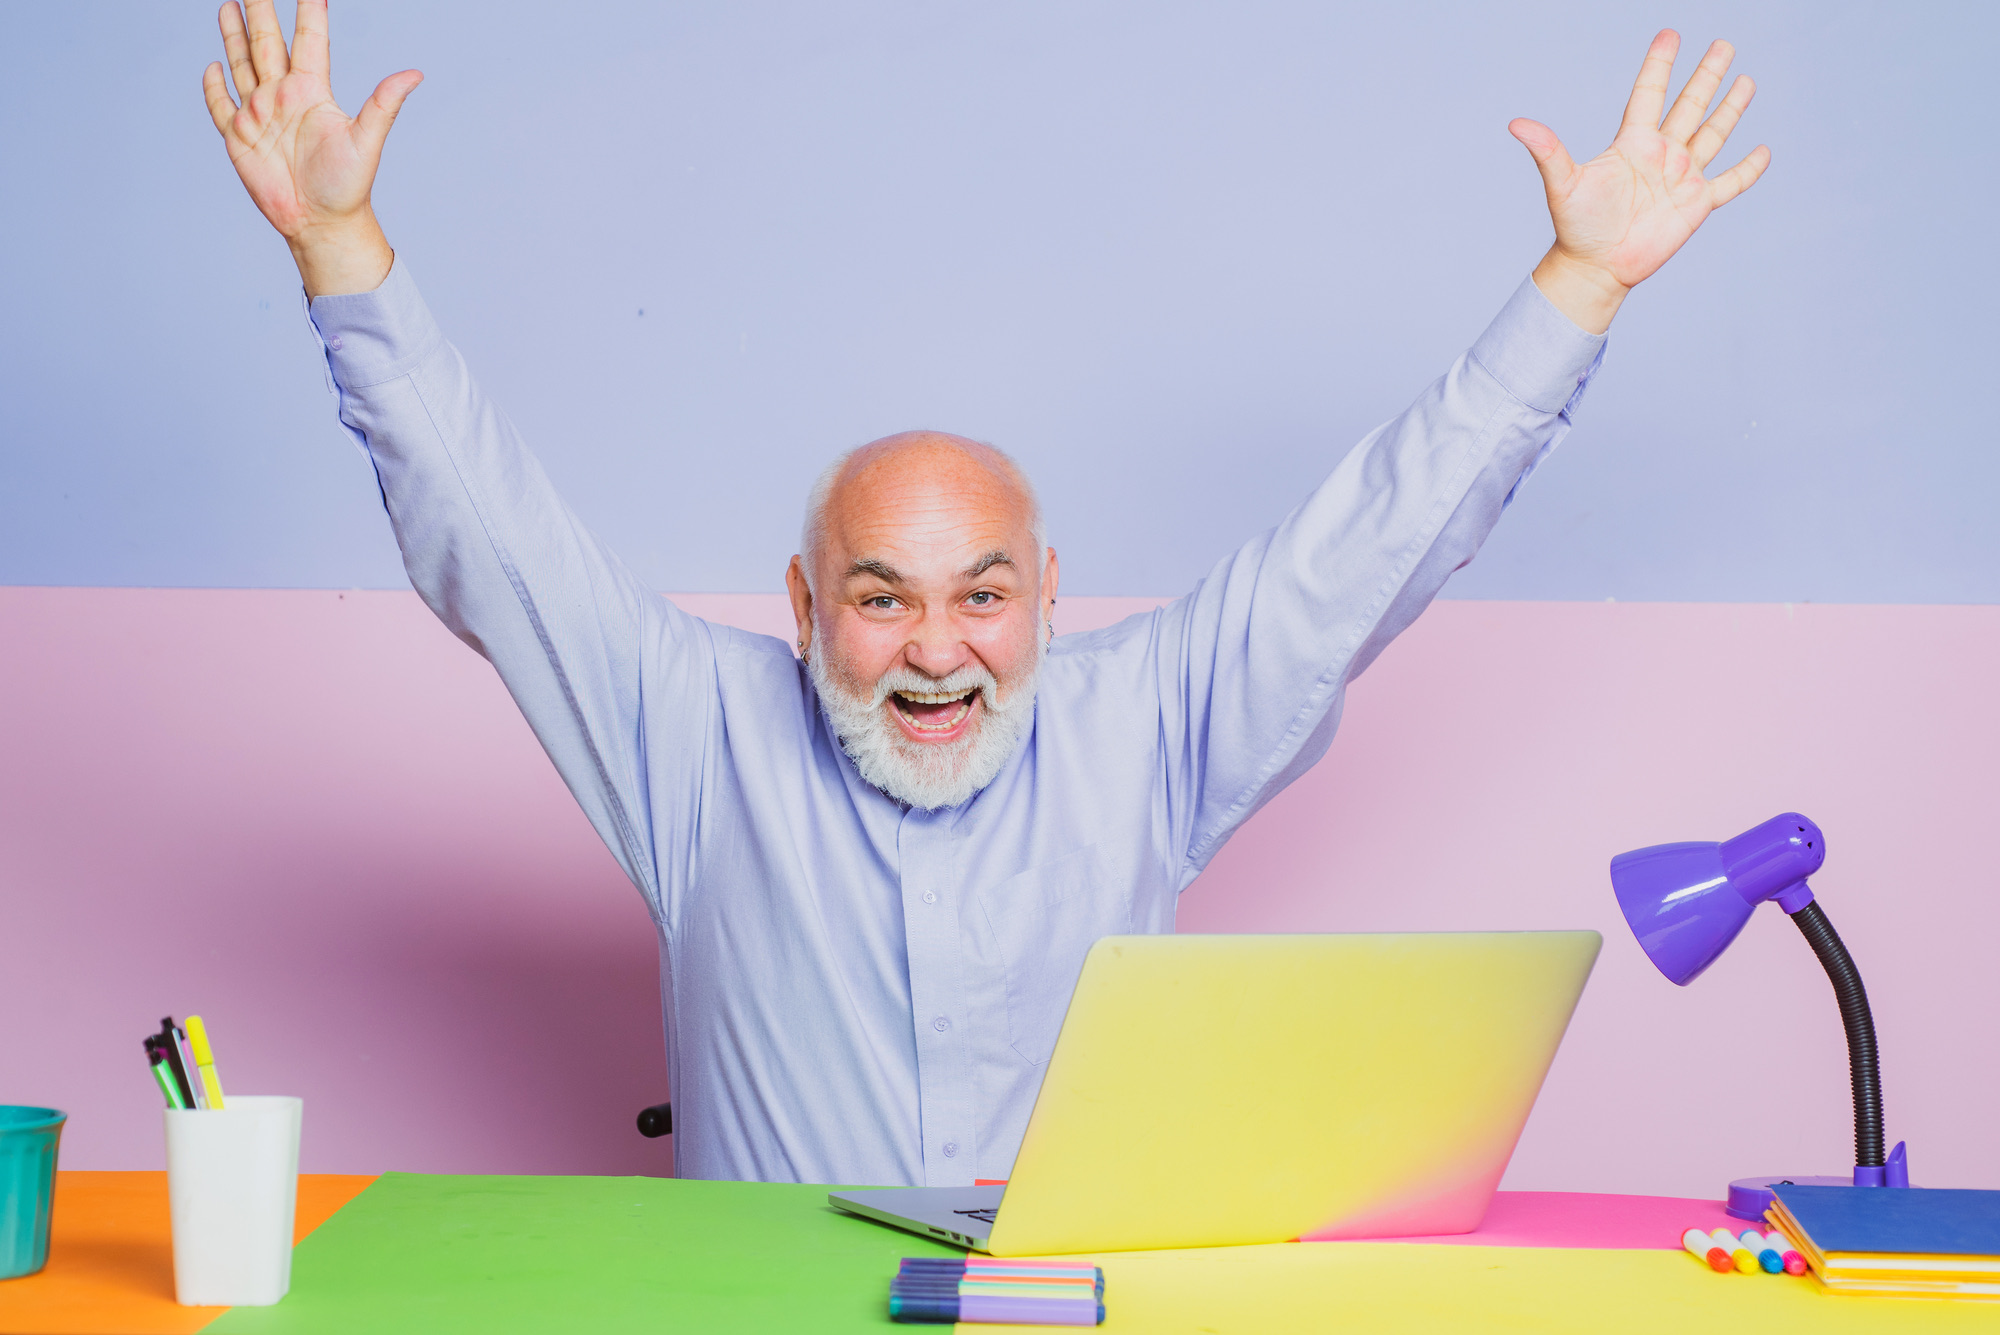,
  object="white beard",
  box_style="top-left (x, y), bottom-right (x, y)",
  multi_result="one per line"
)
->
top-left (808, 626), bottom-right (1043, 810)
